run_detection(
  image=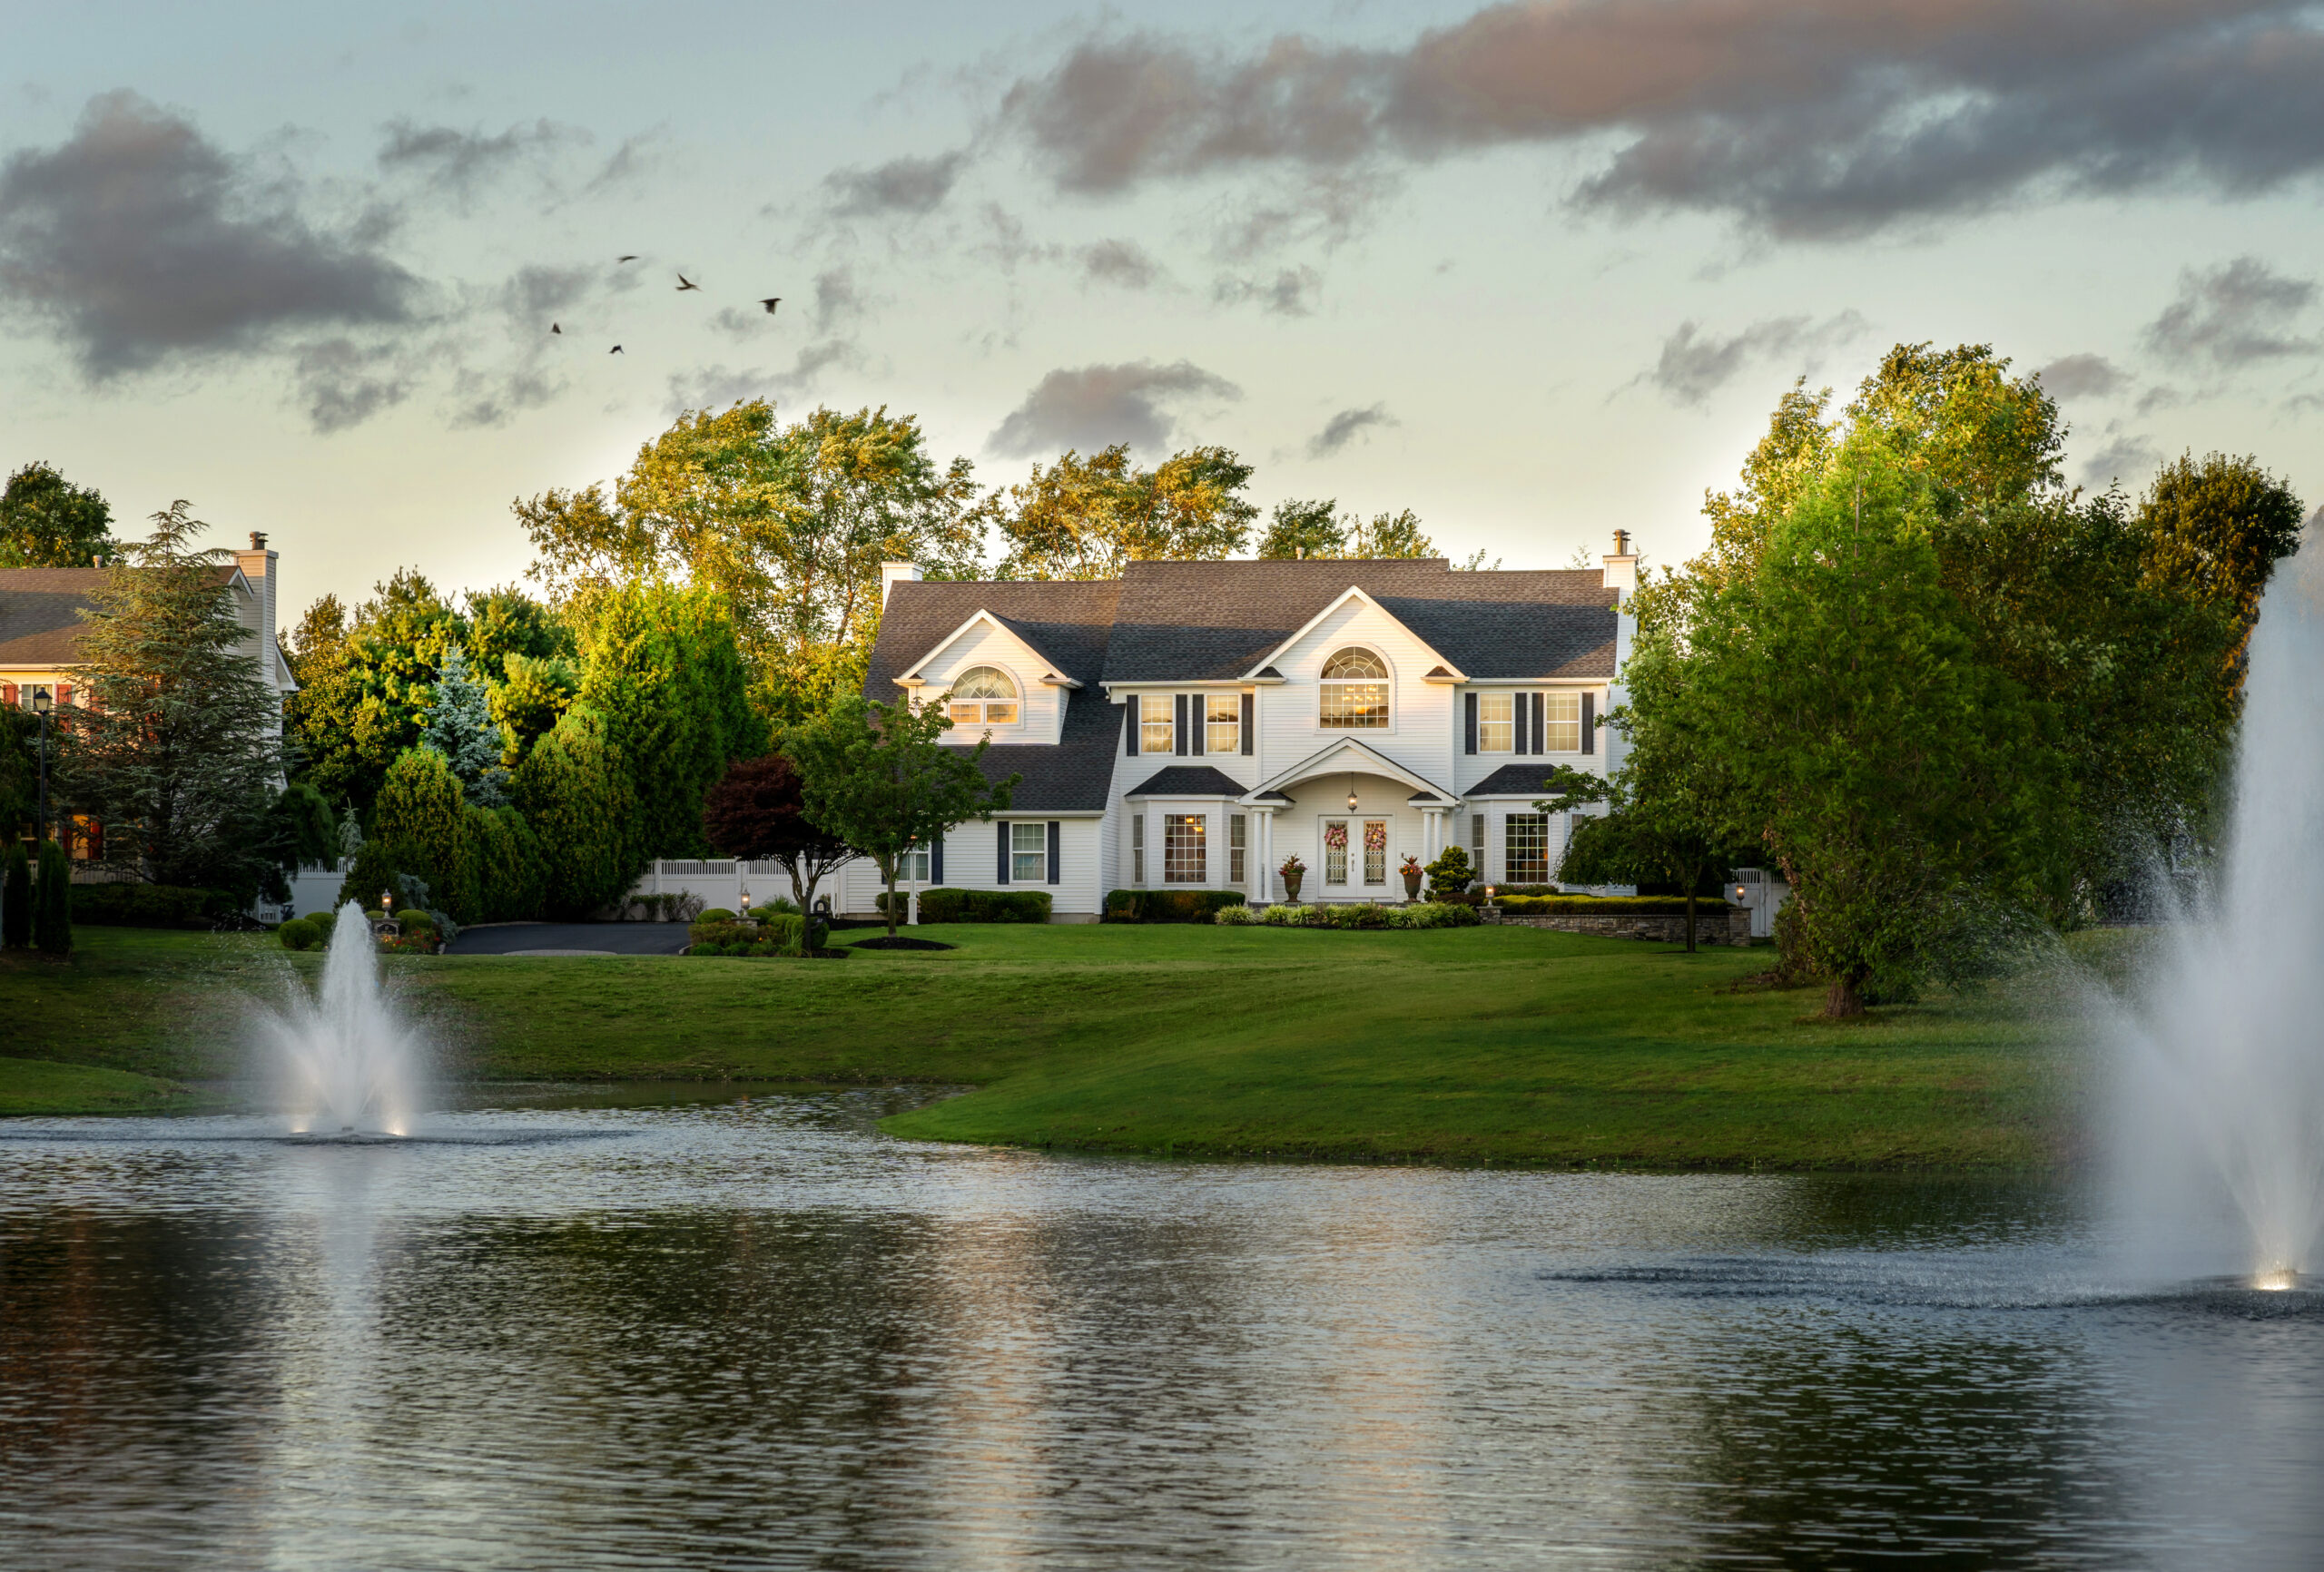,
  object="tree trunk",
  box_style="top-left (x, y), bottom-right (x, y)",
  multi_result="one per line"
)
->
top-left (1684, 890), bottom-right (1697, 952)
top-left (1824, 976), bottom-right (1866, 1017)
top-left (883, 859), bottom-right (899, 937)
